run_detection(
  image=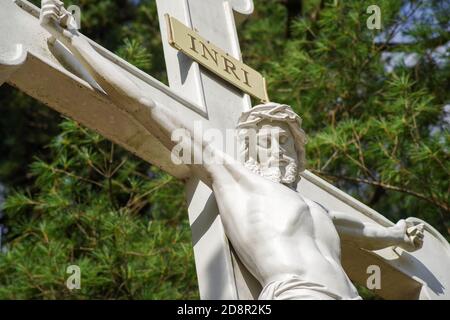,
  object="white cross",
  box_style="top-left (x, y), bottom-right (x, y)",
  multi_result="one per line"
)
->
top-left (1, 0), bottom-right (449, 300)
